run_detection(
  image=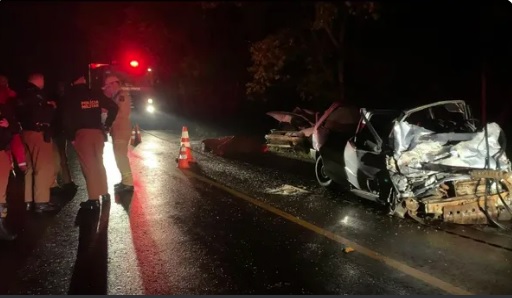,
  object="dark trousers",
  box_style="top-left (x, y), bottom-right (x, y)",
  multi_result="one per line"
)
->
top-left (52, 135), bottom-right (73, 187)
